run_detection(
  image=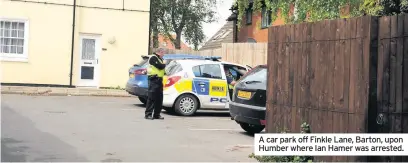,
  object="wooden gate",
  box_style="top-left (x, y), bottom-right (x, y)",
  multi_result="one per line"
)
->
top-left (375, 14), bottom-right (408, 162)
